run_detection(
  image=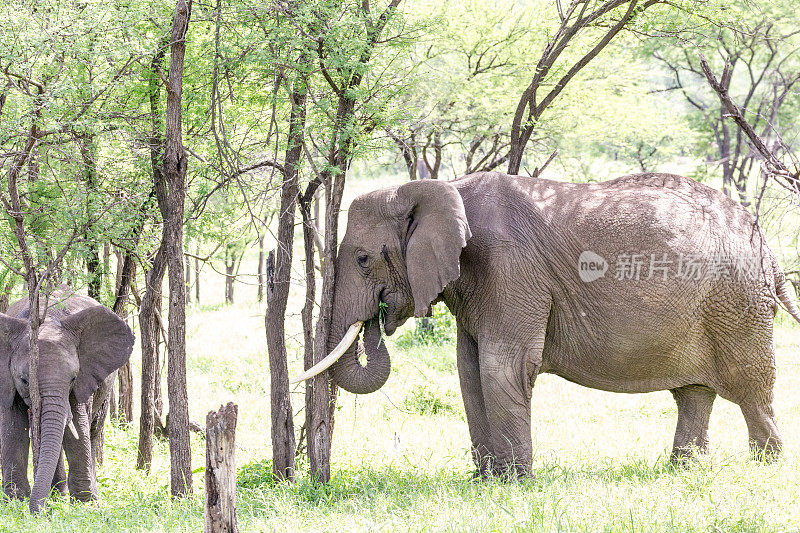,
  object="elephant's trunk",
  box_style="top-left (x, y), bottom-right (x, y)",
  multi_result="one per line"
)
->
top-left (329, 317), bottom-right (391, 394)
top-left (30, 395), bottom-right (69, 513)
